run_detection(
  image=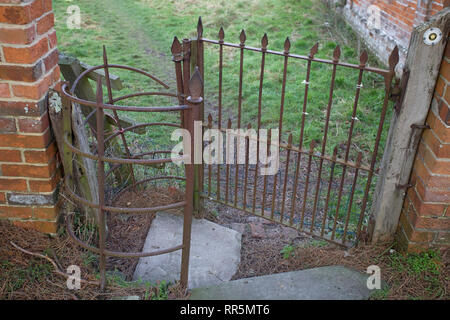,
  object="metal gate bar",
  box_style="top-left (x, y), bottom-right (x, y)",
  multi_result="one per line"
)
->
top-left (191, 19), bottom-right (399, 246)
